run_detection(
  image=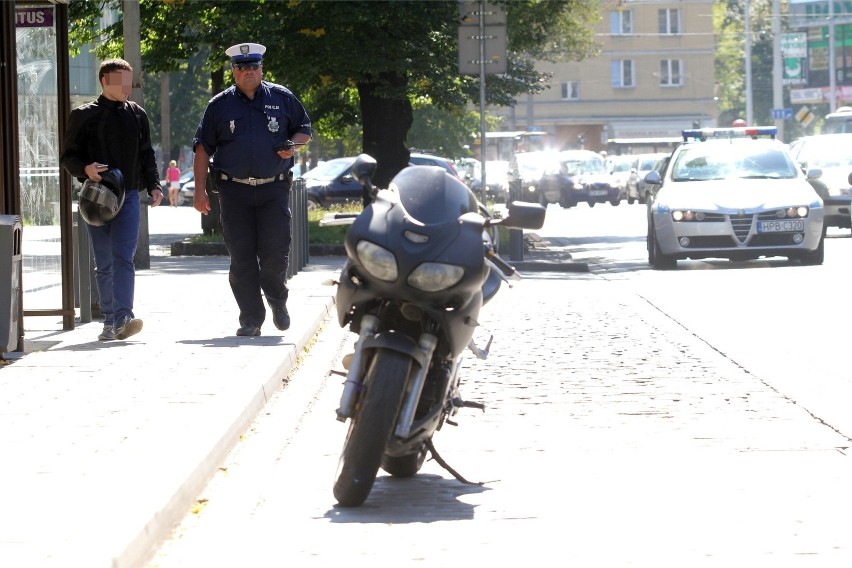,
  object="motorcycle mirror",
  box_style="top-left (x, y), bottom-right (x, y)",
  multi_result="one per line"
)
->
top-left (351, 154), bottom-right (378, 185)
top-left (499, 200), bottom-right (547, 230)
